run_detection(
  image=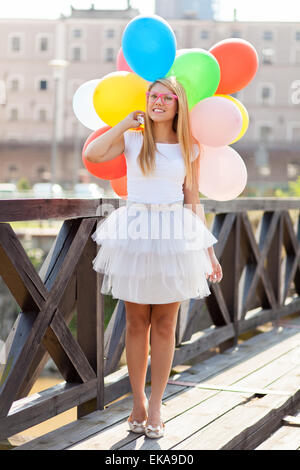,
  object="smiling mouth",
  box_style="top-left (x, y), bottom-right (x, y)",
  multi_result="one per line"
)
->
top-left (152, 108), bottom-right (165, 113)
